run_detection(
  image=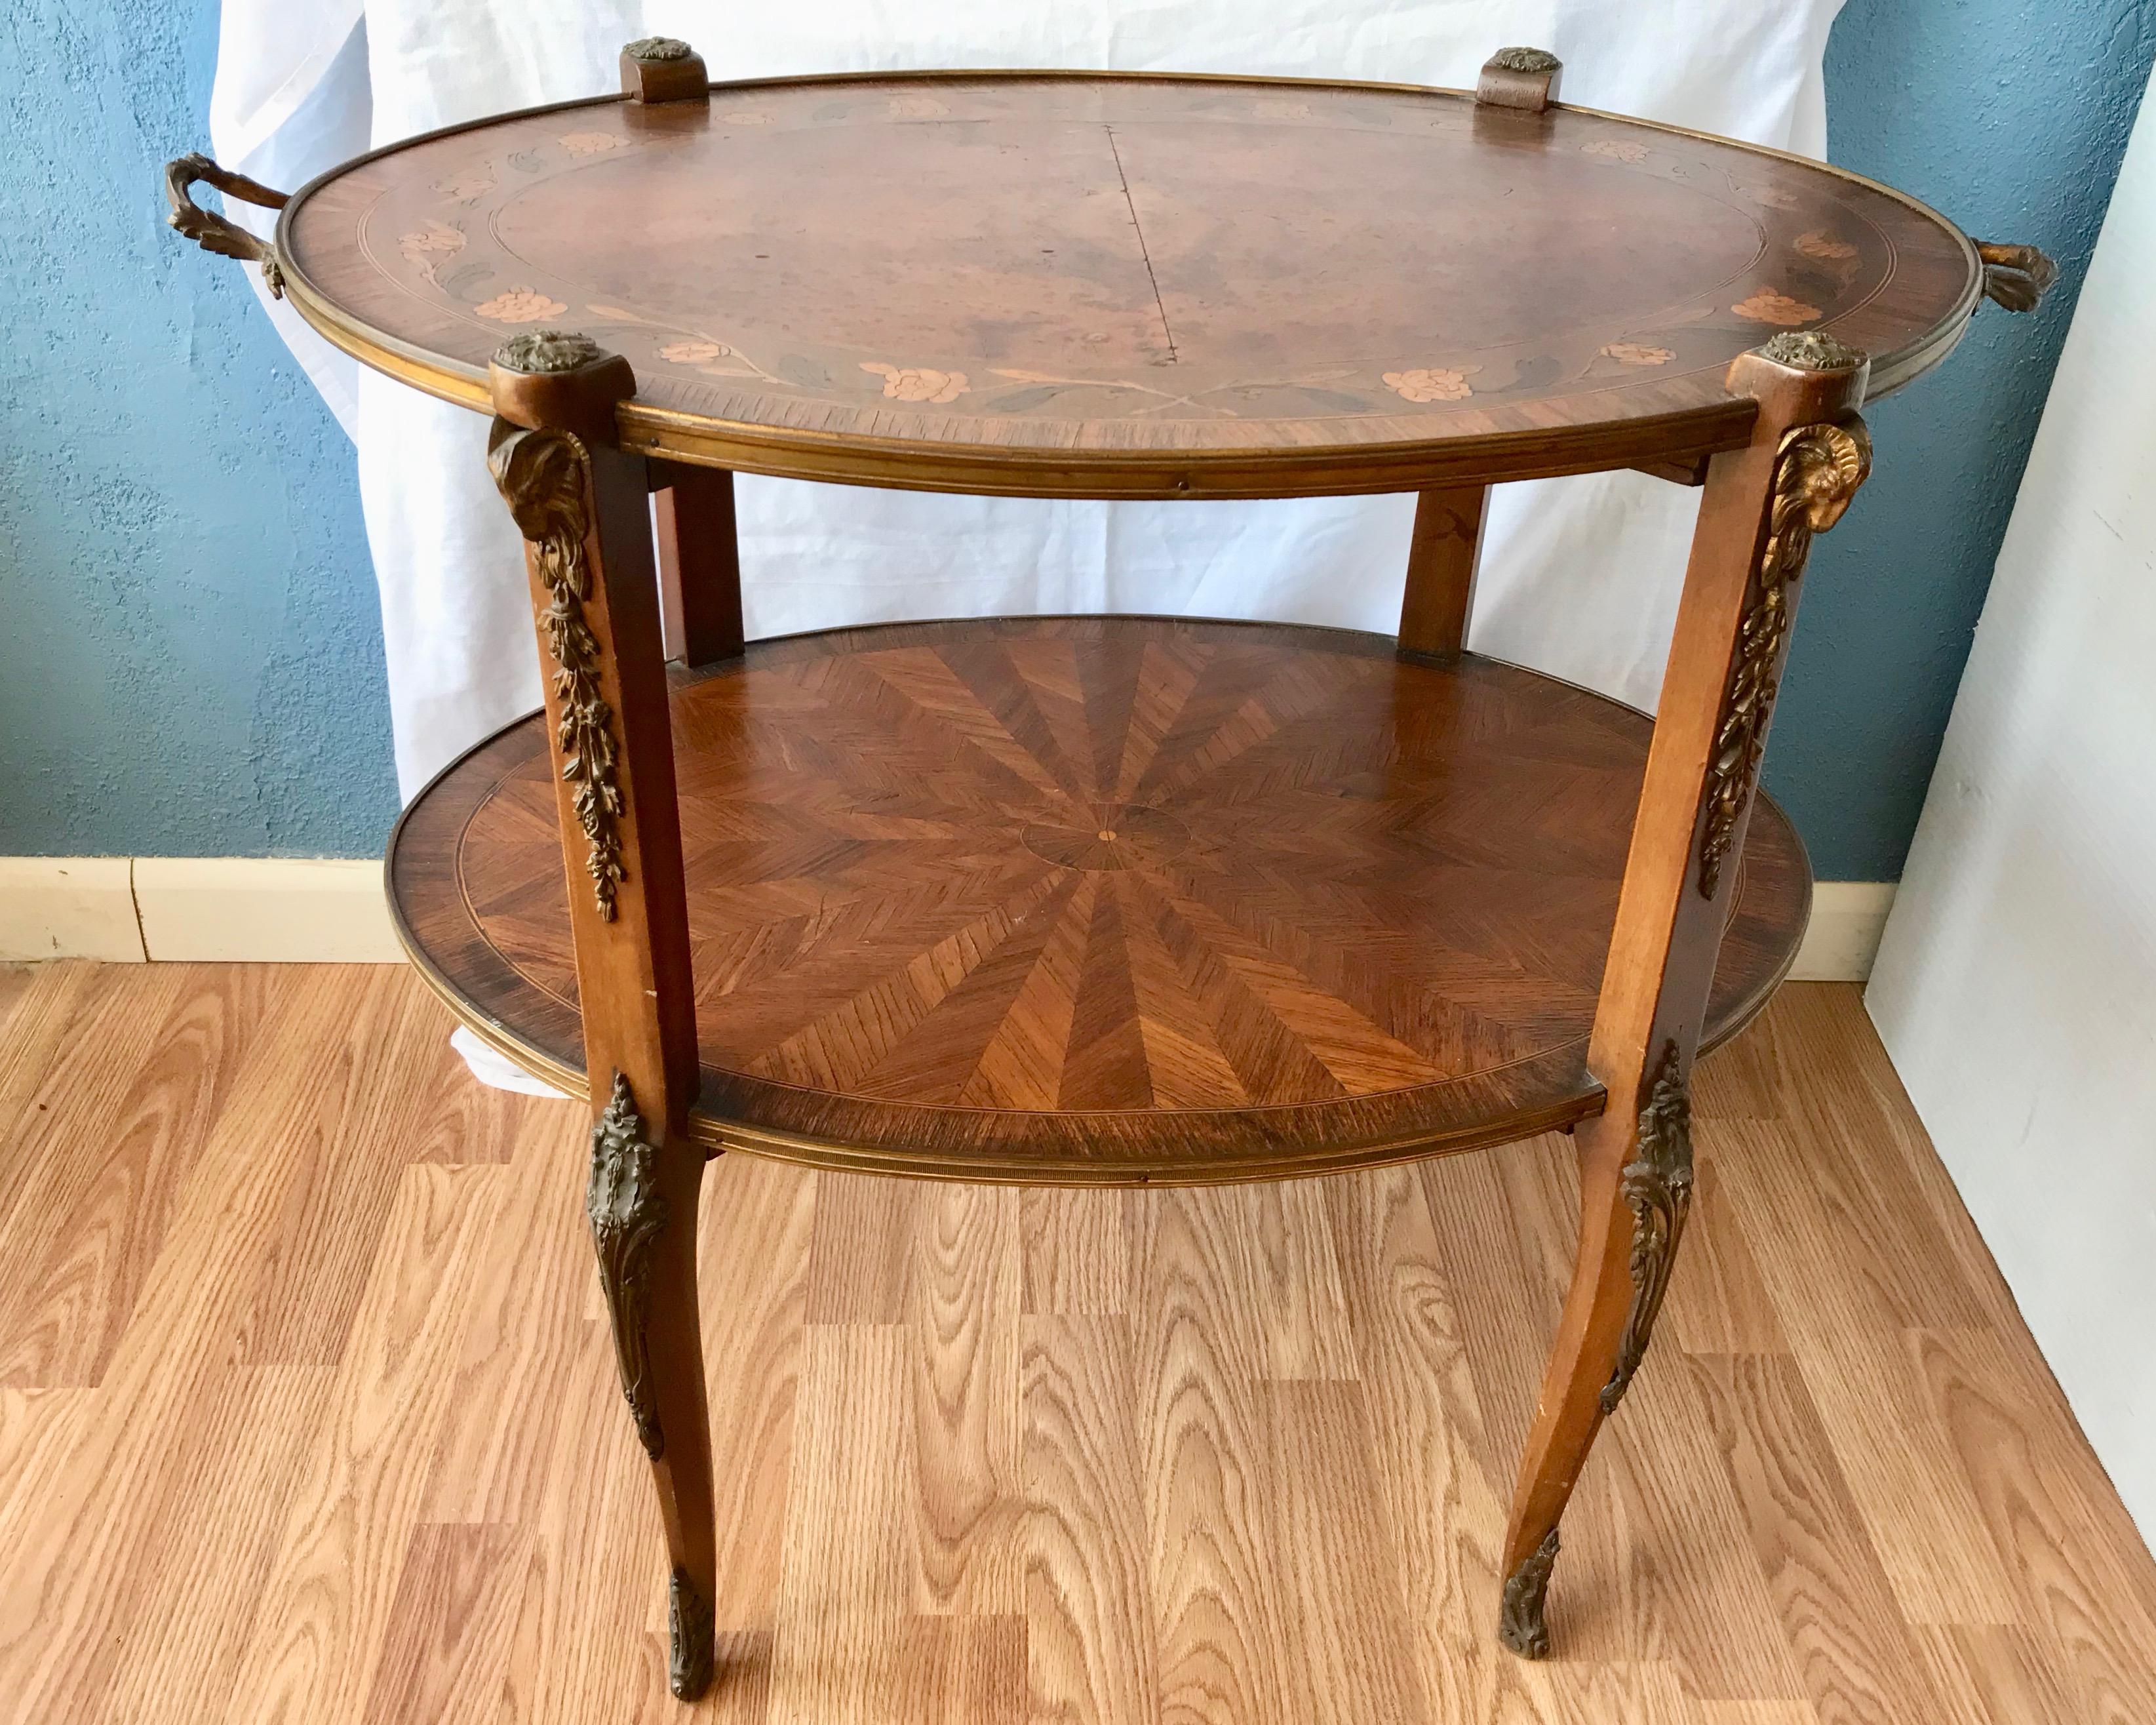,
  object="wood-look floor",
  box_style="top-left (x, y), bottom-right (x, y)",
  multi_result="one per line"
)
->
top-left (0, 962), bottom-right (2149, 1724)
